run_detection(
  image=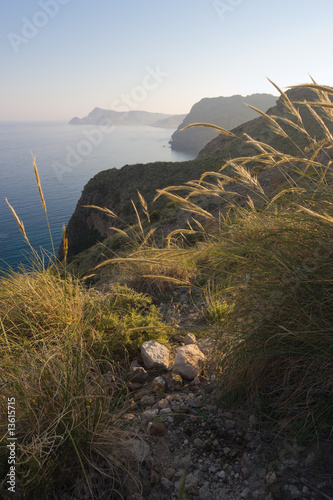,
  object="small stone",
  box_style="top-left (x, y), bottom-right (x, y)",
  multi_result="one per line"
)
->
top-left (161, 477), bottom-right (173, 491)
top-left (128, 382), bottom-right (142, 391)
top-left (164, 372), bottom-right (183, 391)
top-left (123, 413), bottom-right (136, 420)
top-left (173, 334), bottom-right (185, 343)
top-left (217, 470), bottom-right (226, 480)
top-left (213, 439), bottom-right (219, 447)
top-left (132, 439), bottom-right (150, 462)
top-left (184, 333), bottom-right (197, 344)
top-left (199, 482), bottom-right (211, 497)
top-left (149, 421), bottom-right (167, 437)
top-left (241, 467), bottom-right (250, 479)
top-left (160, 407), bottom-right (172, 415)
top-left (150, 470), bottom-right (159, 484)
top-left (140, 395), bottom-right (155, 408)
top-left (142, 409), bottom-right (159, 425)
top-left (284, 484), bottom-right (302, 499)
top-left (249, 413), bottom-right (259, 428)
top-left (155, 398), bottom-right (169, 409)
top-left (266, 471), bottom-right (278, 487)
top-left (194, 438), bottom-right (205, 449)
top-left (130, 365), bottom-right (148, 384)
top-left (241, 486), bottom-right (251, 498)
top-left (223, 447), bottom-right (231, 456)
top-left (151, 376), bottom-right (166, 393)
top-left (224, 419), bottom-right (235, 430)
